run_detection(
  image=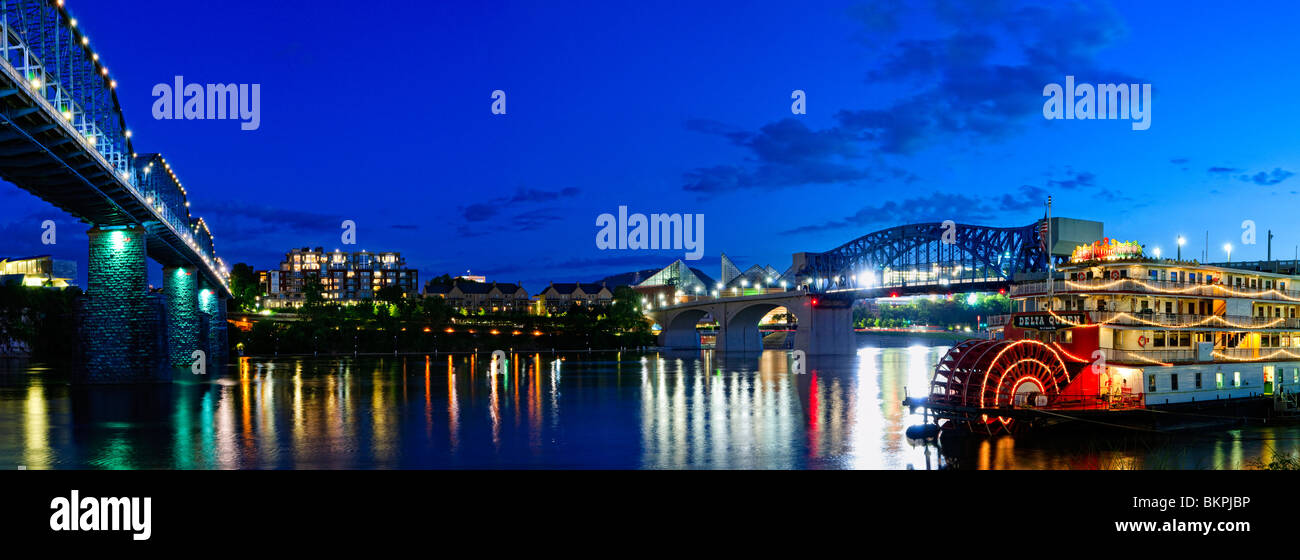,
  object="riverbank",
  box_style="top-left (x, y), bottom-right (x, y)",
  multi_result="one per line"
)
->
top-left (856, 330), bottom-right (979, 348)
